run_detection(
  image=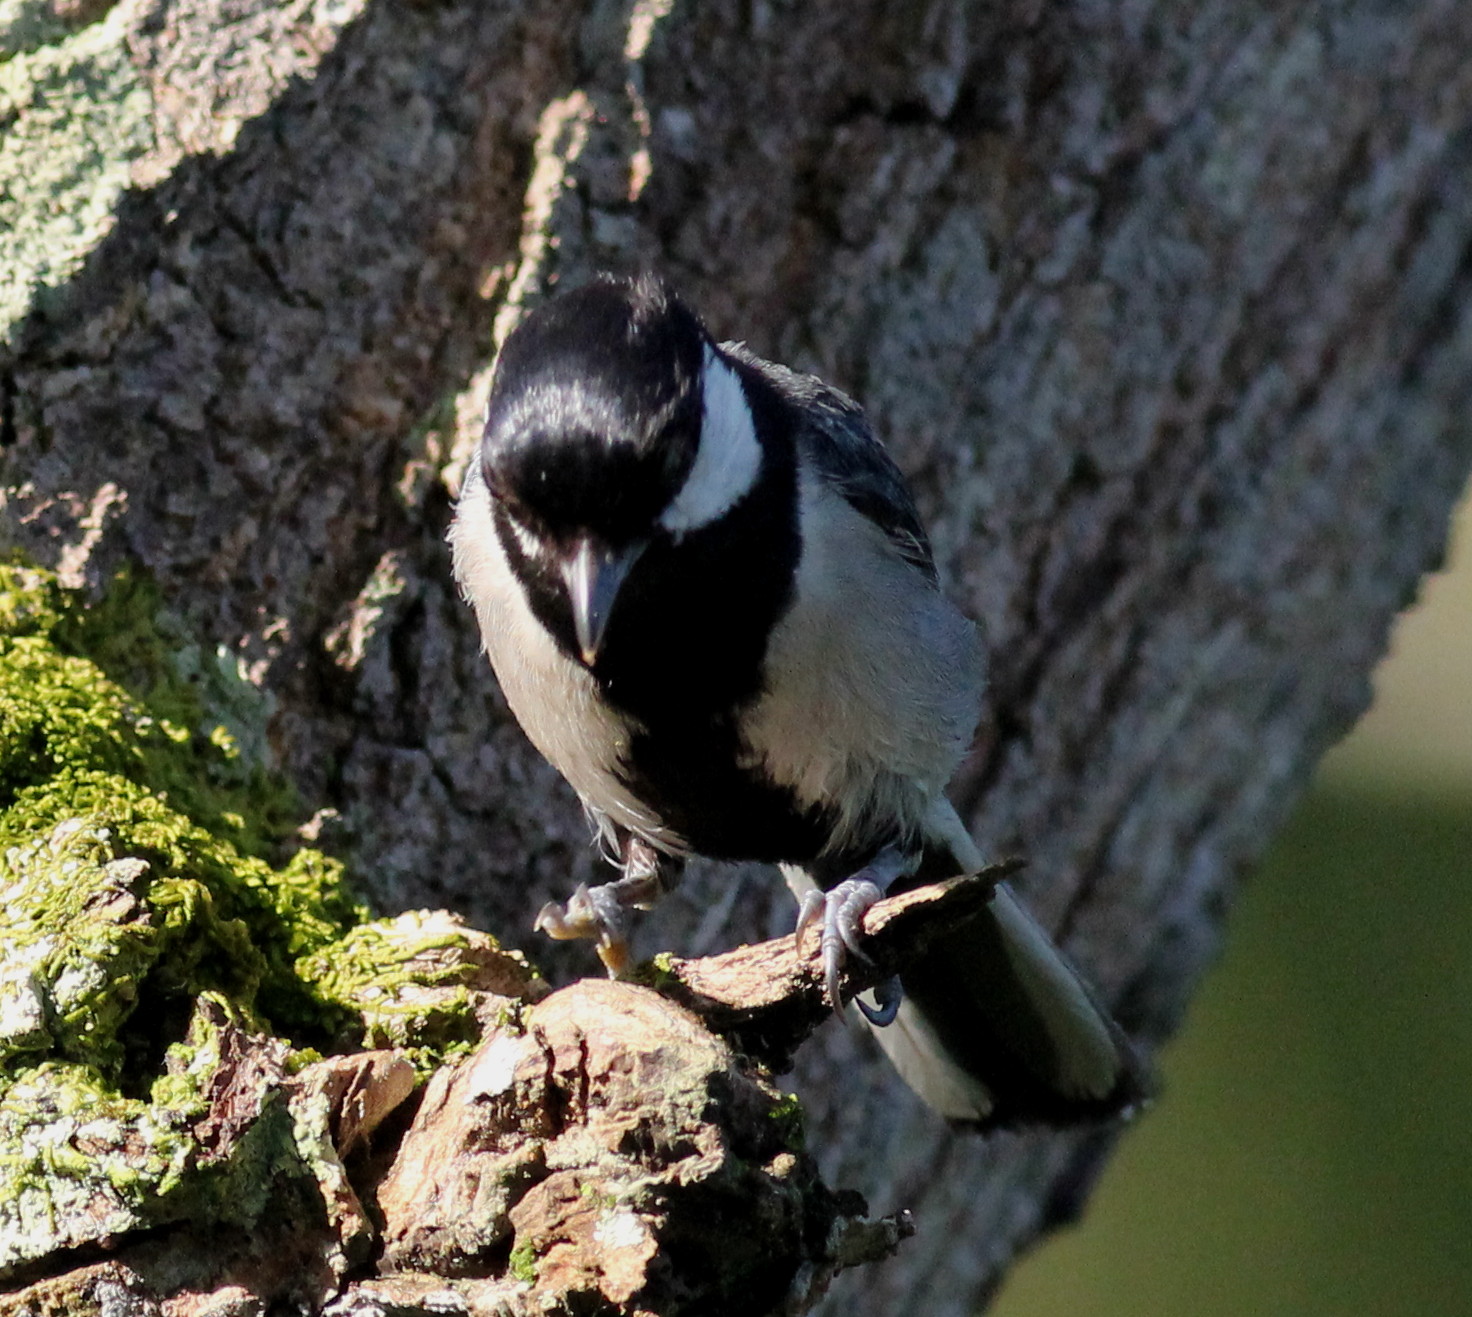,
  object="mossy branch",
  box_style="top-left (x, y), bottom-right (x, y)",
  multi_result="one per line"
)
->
top-left (0, 564), bottom-right (924, 1315)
